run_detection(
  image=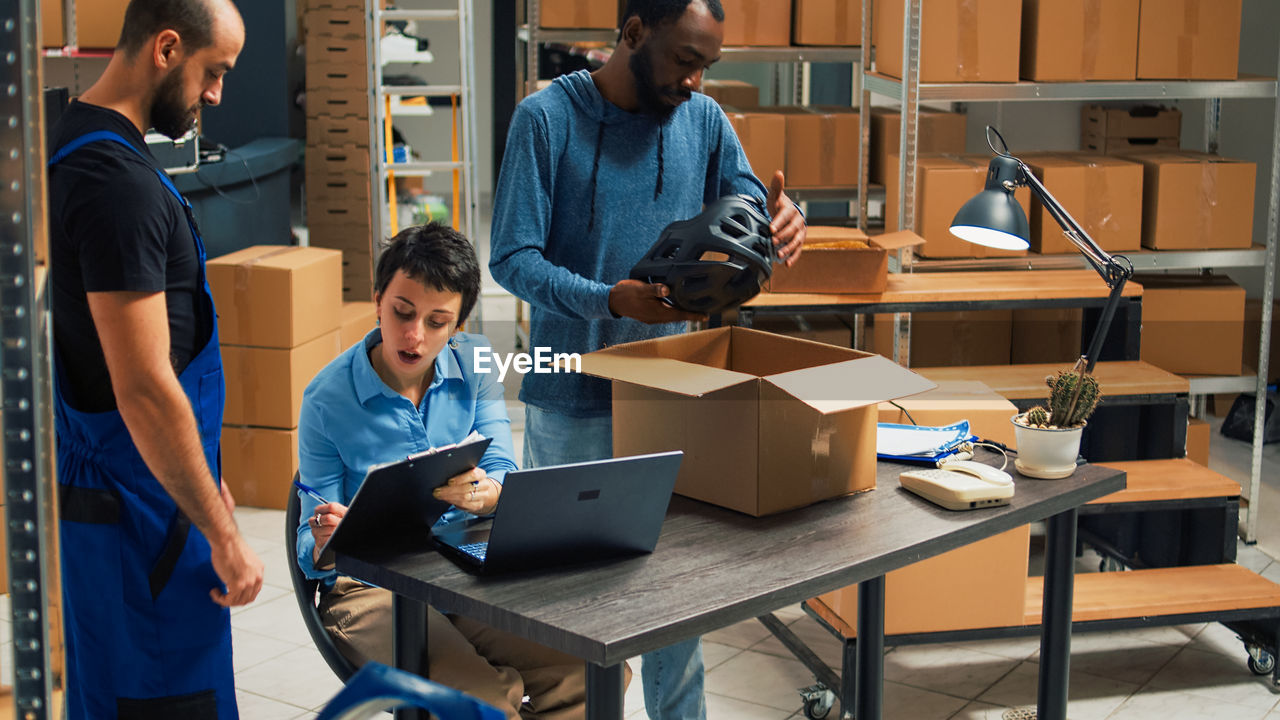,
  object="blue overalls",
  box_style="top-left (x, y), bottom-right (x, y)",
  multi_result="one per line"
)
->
top-left (49, 131), bottom-right (236, 720)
